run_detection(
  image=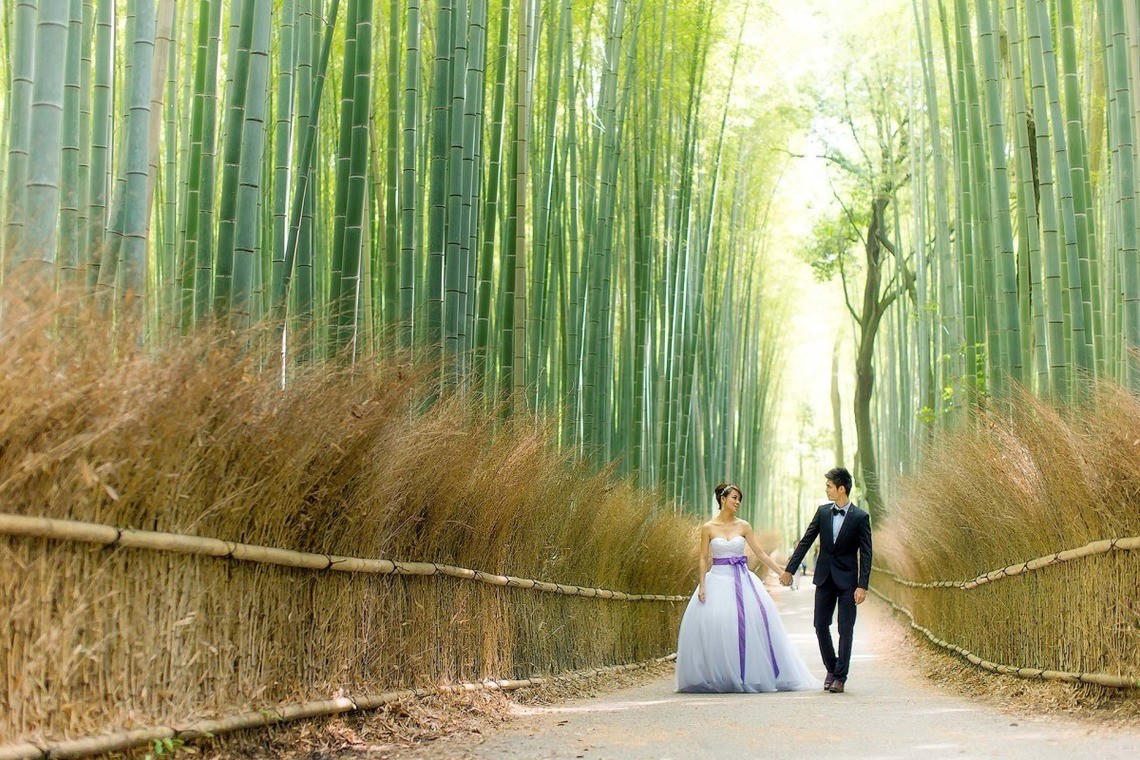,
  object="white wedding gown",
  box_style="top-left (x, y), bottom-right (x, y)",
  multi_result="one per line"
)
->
top-left (675, 535), bottom-right (820, 693)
